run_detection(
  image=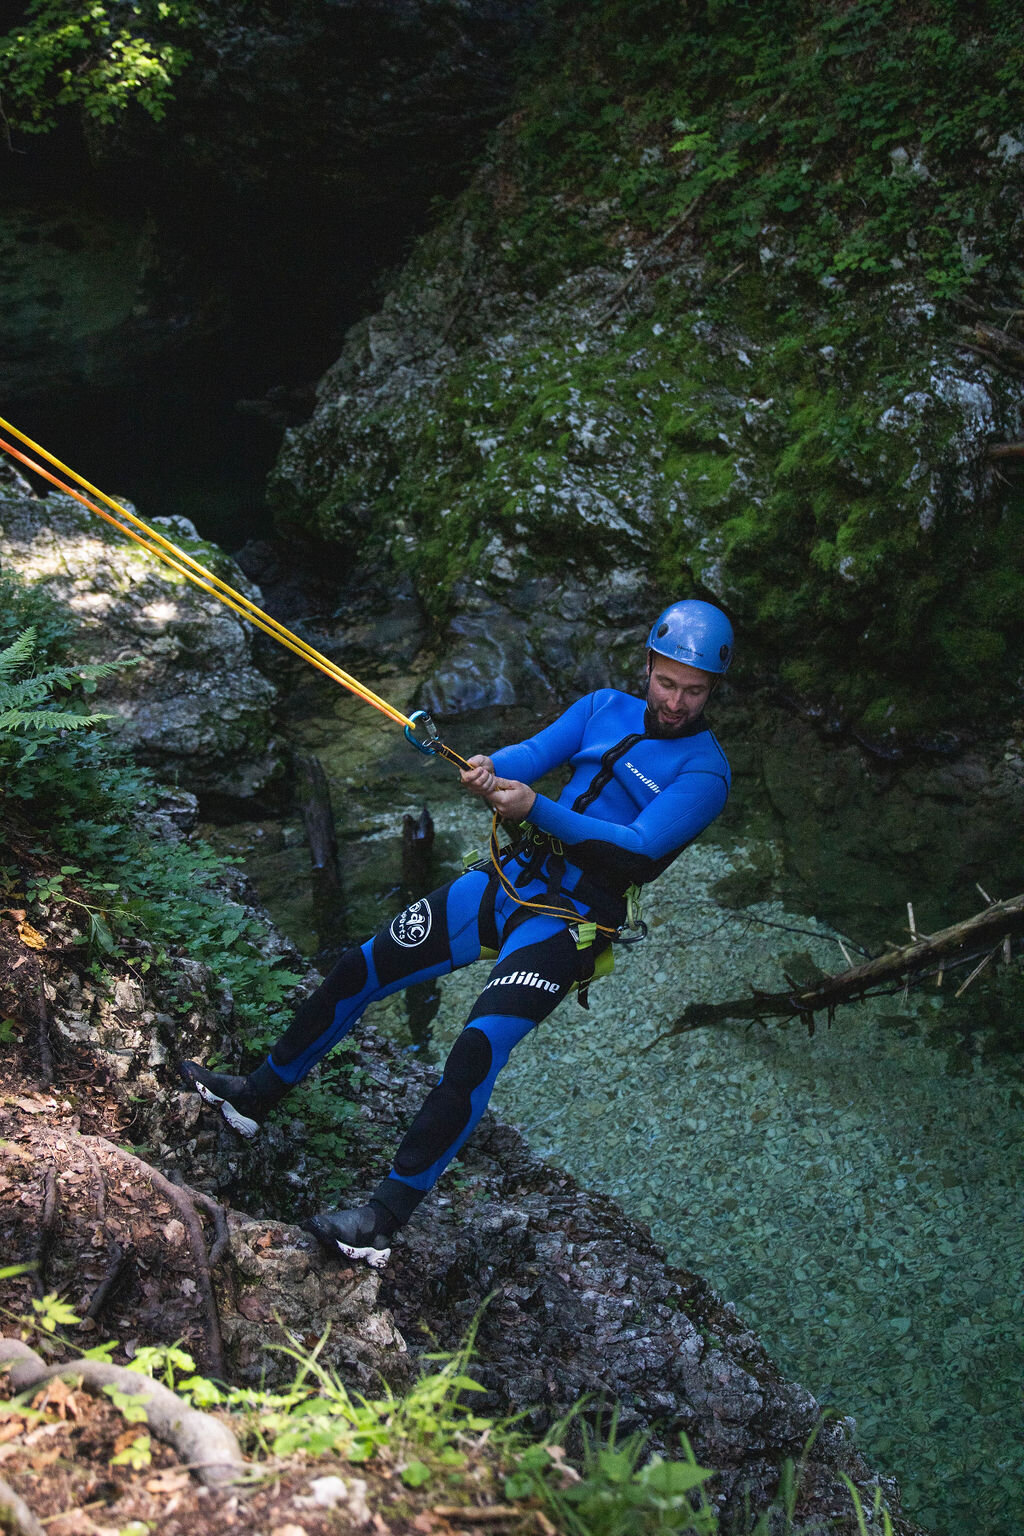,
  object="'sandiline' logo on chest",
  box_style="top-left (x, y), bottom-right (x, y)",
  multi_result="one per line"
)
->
top-left (625, 760), bottom-right (662, 794)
